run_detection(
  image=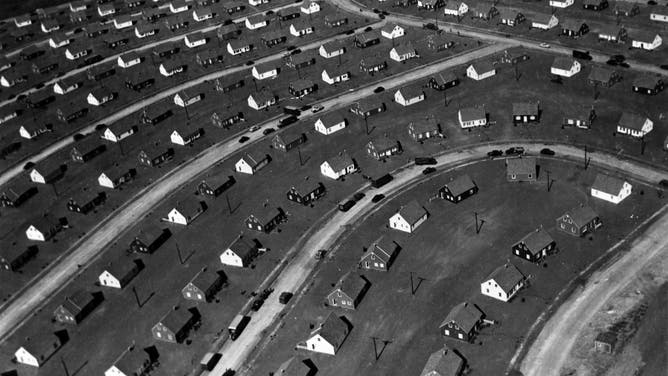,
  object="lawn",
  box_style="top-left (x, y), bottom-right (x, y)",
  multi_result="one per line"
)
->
top-left (247, 157), bottom-right (665, 376)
